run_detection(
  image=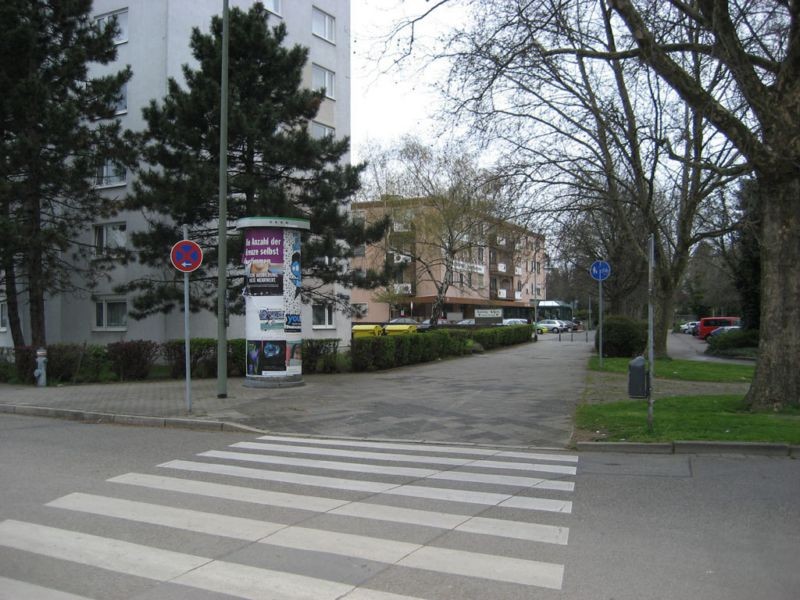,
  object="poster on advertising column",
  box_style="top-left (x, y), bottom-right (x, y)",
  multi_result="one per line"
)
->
top-left (238, 217), bottom-right (310, 385)
top-left (243, 228), bottom-right (284, 296)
